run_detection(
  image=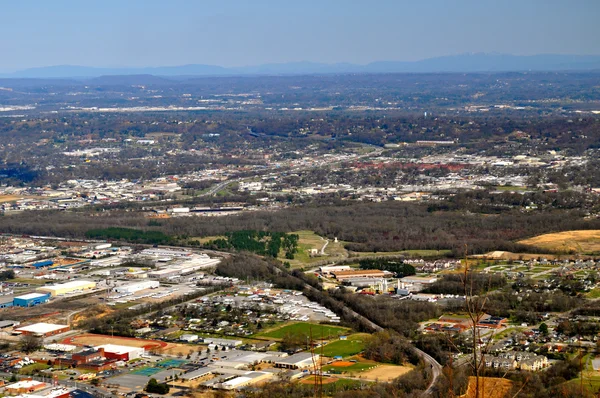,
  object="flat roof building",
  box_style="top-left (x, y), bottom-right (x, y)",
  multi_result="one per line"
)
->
top-left (15, 322), bottom-right (70, 337)
top-left (37, 280), bottom-right (96, 296)
top-left (13, 292), bottom-right (51, 307)
top-left (332, 269), bottom-right (388, 280)
top-left (96, 344), bottom-right (144, 361)
top-left (274, 352), bottom-right (319, 370)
